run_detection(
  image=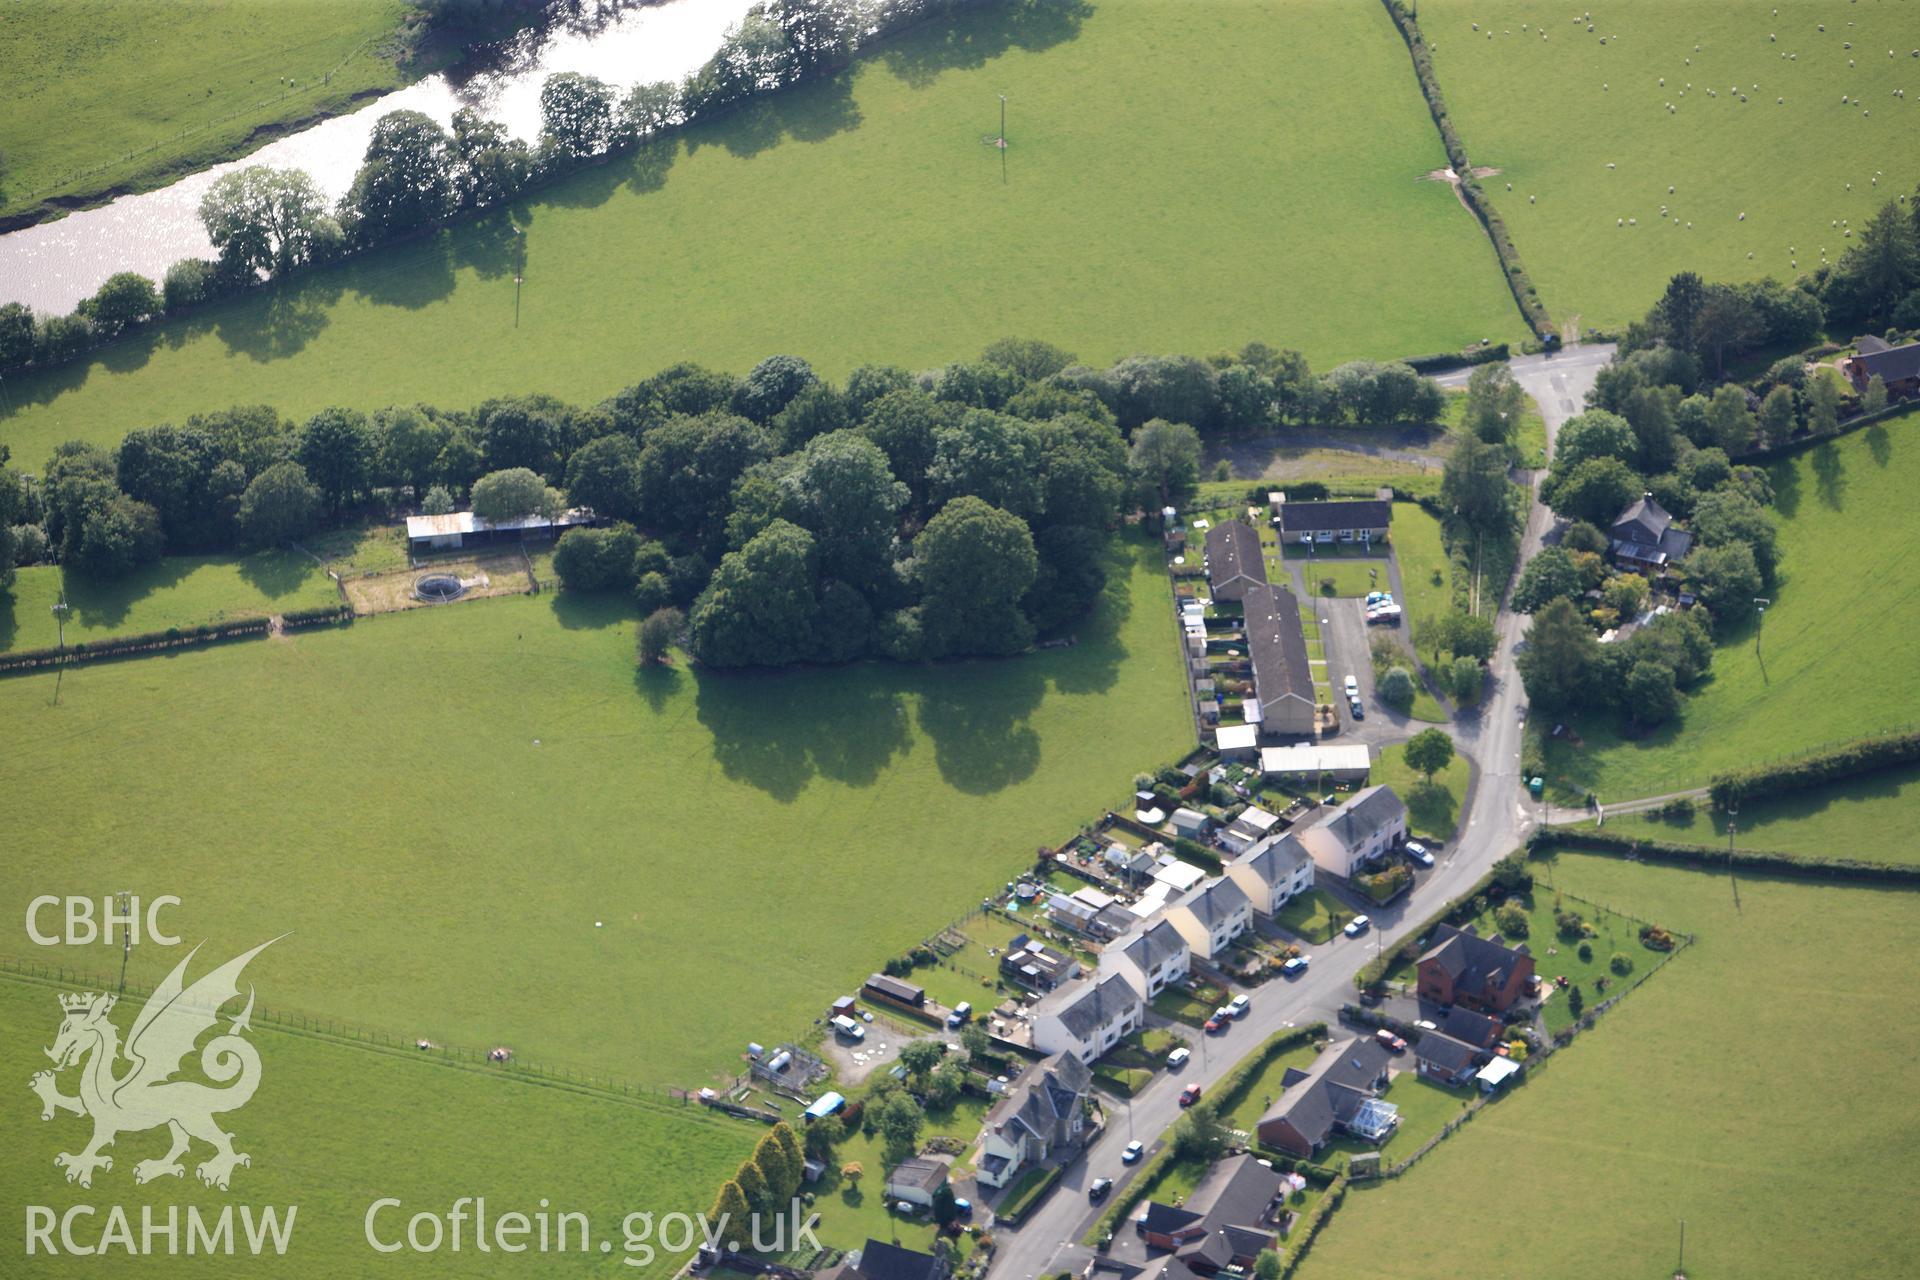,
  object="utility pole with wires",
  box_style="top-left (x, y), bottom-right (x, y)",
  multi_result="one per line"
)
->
top-left (1752, 597), bottom-right (1770, 656)
top-left (1725, 800), bottom-right (1742, 913)
top-left (115, 889), bottom-right (137, 995)
top-left (50, 595), bottom-right (70, 707)
top-left (996, 94), bottom-right (1008, 184)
